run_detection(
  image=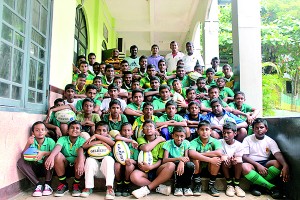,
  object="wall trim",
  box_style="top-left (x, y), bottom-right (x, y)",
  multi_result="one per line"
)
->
top-left (0, 178), bottom-right (31, 199)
